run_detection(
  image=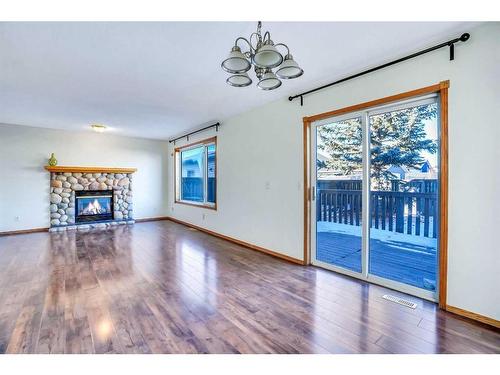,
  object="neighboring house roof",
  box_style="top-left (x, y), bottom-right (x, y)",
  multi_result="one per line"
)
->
top-left (317, 159), bottom-right (437, 181)
top-left (420, 160), bottom-right (433, 173)
top-left (183, 159), bottom-right (199, 167)
top-left (386, 165), bottom-right (409, 175)
top-left (317, 150), bottom-right (330, 163)
top-left (386, 160), bottom-right (437, 180)
top-left (317, 171), bottom-right (362, 180)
